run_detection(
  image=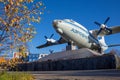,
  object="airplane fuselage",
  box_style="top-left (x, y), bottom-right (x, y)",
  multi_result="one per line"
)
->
top-left (53, 19), bottom-right (101, 50)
